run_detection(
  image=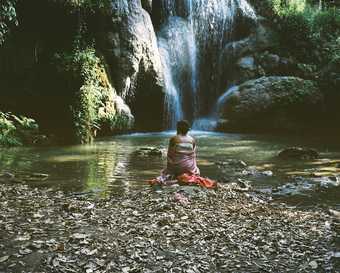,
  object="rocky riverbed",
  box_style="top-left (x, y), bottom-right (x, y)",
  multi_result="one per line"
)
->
top-left (0, 181), bottom-right (339, 273)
